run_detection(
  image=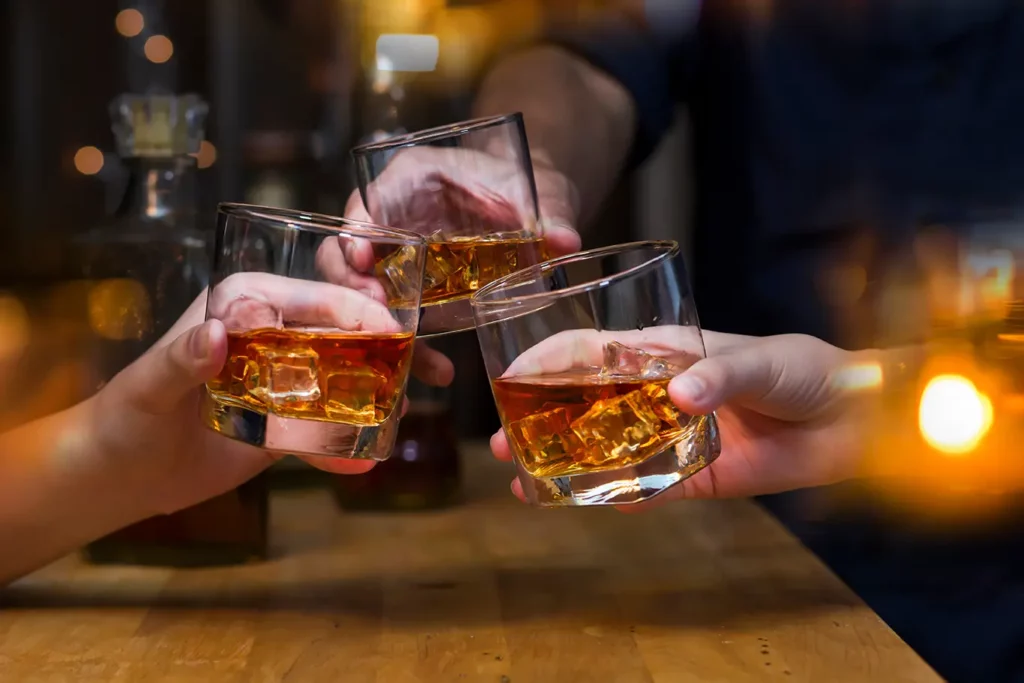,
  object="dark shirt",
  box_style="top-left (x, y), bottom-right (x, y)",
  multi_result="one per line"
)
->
top-left (557, 2), bottom-right (1024, 682)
